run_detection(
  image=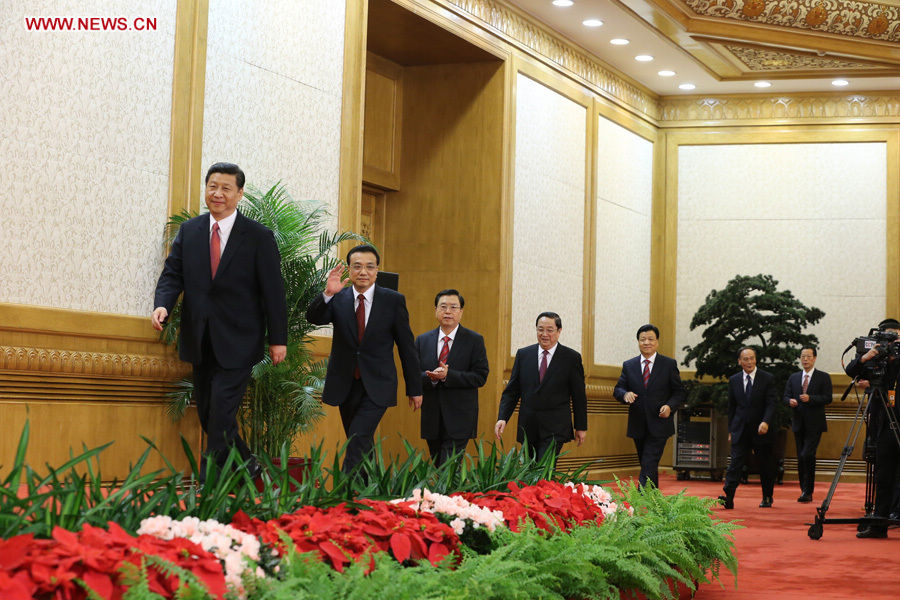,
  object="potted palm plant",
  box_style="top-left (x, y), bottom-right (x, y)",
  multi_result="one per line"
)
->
top-left (161, 182), bottom-right (365, 474)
